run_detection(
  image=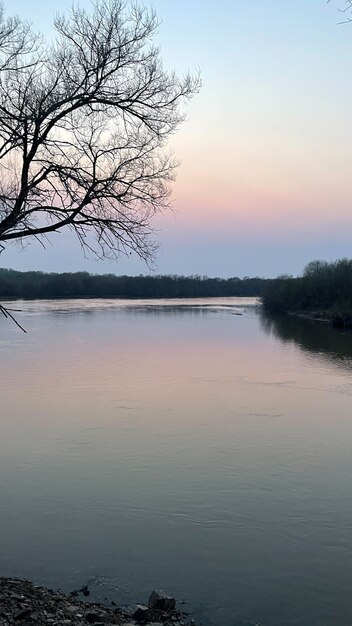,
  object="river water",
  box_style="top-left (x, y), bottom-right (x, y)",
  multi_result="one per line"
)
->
top-left (1, 298), bottom-right (352, 626)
